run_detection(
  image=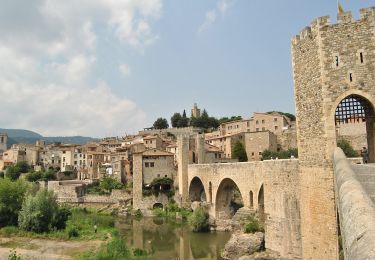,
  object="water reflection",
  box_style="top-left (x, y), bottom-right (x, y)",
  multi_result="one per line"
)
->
top-left (117, 217), bottom-right (231, 260)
